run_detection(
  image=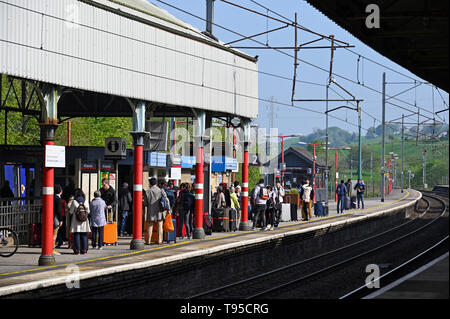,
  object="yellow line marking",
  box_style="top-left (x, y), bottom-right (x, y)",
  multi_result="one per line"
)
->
top-left (0, 191), bottom-right (412, 277)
